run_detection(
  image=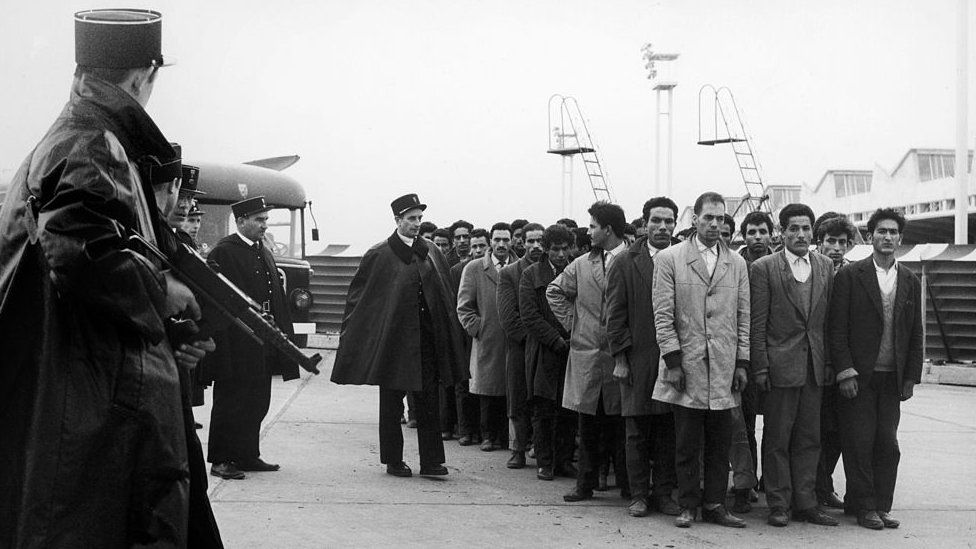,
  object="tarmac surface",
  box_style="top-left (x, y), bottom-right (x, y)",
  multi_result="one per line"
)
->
top-left (196, 350), bottom-right (976, 548)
